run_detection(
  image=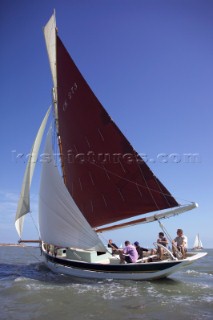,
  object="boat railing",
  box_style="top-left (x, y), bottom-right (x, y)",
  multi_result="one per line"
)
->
top-left (153, 242), bottom-right (178, 261)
